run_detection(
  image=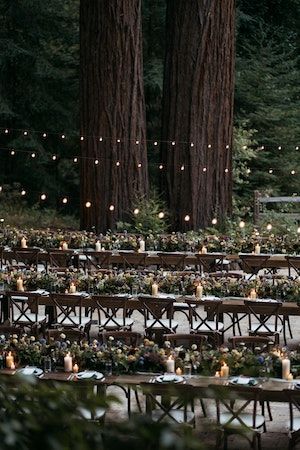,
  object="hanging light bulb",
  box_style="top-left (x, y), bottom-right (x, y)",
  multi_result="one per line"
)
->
top-left (31, 152), bottom-right (36, 158)
top-left (137, 163), bottom-right (142, 168)
top-left (99, 137), bottom-right (103, 142)
top-left (266, 223), bottom-right (272, 231)
top-left (159, 164), bottom-right (163, 170)
top-left (80, 136), bottom-right (84, 141)
top-left (21, 189), bottom-right (26, 196)
top-left (203, 167), bottom-right (207, 172)
top-left (224, 168), bottom-right (229, 173)
top-left (42, 132), bottom-right (47, 138)
top-left (52, 155), bottom-right (57, 161)
top-left (171, 141), bottom-right (175, 146)
top-left (116, 161), bottom-right (120, 166)
top-left (158, 212), bottom-right (165, 219)
top-left (62, 197), bottom-right (68, 204)
top-left (61, 134), bottom-right (66, 139)
top-left (239, 220), bottom-right (245, 229)
top-left (94, 159), bottom-right (99, 165)
top-left (135, 140), bottom-right (139, 145)
top-left (85, 201), bottom-right (91, 208)
top-left (109, 205), bottom-right (115, 211)
top-left (212, 218), bottom-right (217, 225)
top-left (4, 129), bottom-right (9, 134)
top-left (40, 193), bottom-right (47, 201)
top-left (190, 142), bottom-right (194, 147)
top-left (23, 131), bottom-right (28, 136)
top-left (153, 141), bottom-right (158, 146)
top-left (10, 150), bottom-right (15, 156)
top-left (73, 157), bottom-right (78, 163)
top-left (184, 215), bottom-right (190, 222)
top-left (133, 208), bottom-right (139, 215)
top-left (180, 165), bottom-right (185, 171)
